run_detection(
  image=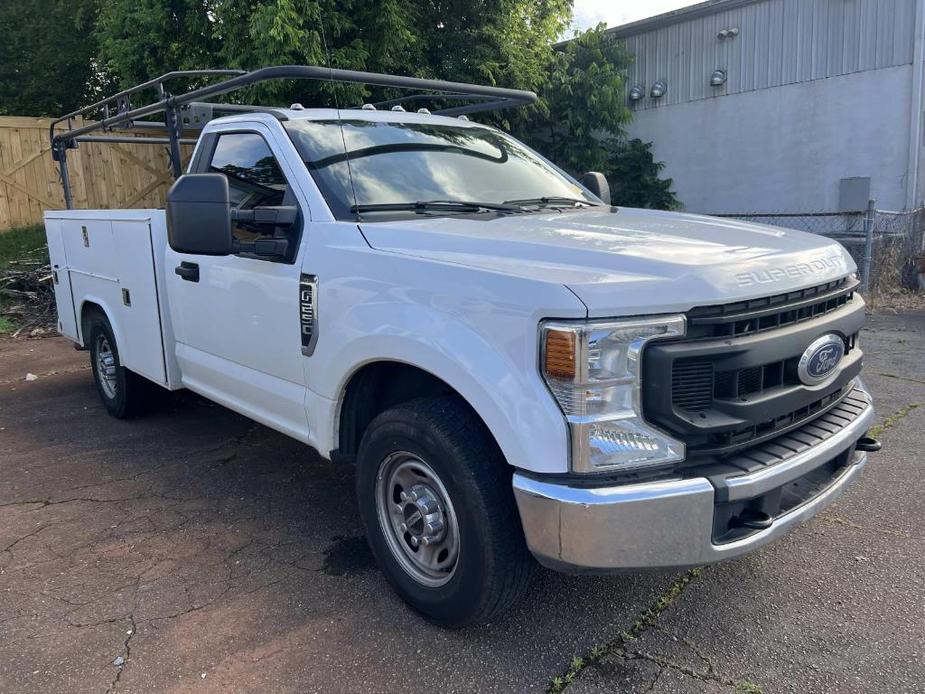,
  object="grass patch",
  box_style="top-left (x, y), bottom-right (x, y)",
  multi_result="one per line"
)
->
top-left (0, 224), bottom-right (47, 267)
top-left (0, 224), bottom-right (49, 334)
